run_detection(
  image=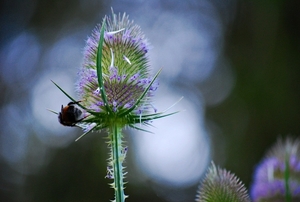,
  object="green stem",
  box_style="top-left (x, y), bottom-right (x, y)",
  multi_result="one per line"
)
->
top-left (109, 123), bottom-right (126, 202)
top-left (284, 153), bottom-right (291, 202)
